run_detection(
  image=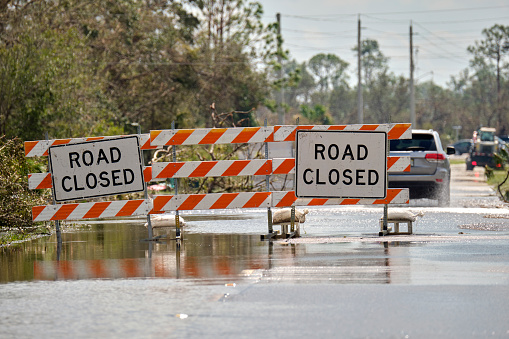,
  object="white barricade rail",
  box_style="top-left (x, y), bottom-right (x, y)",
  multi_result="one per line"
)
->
top-left (32, 199), bottom-right (152, 222)
top-left (150, 126), bottom-right (274, 146)
top-left (151, 159), bottom-right (273, 179)
top-left (28, 167), bottom-right (154, 190)
top-left (273, 123), bottom-right (411, 142)
top-left (271, 189), bottom-right (409, 208)
top-left (152, 192), bottom-right (271, 212)
top-left (24, 134), bottom-right (155, 157)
